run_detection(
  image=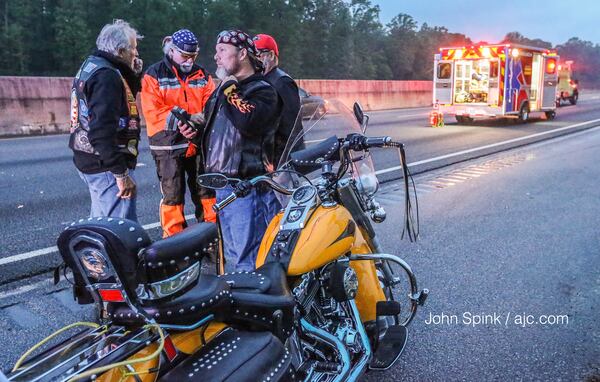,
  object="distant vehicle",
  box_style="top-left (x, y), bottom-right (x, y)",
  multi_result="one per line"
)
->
top-left (556, 60), bottom-right (578, 106)
top-left (433, 44), bottom-right (559, 123)
top-left (299, 87), bottom-right (328, 118)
